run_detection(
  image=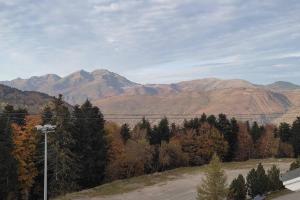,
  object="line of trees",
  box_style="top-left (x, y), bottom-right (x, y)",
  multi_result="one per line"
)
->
top-left (1, 94), bottom-right (300, 199)
top-left (197, 154), bottom-right (284, 200)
